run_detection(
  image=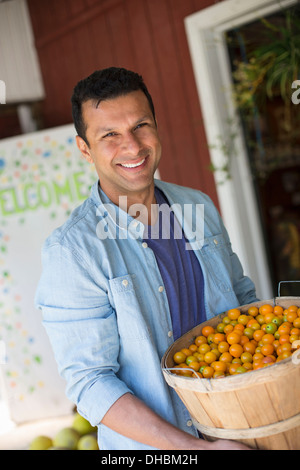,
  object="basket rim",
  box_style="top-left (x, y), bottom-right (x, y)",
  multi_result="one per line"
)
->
top-left (161, 298), bottom-right (300, 393)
